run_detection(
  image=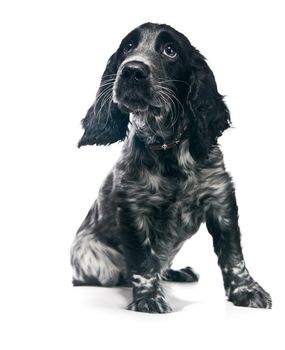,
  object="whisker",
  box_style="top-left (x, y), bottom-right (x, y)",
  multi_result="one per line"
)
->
top-left (157, 88), bottom-right (181, 129)
top-left (98, 80), bottom-right (116, 88)
top-left (101, 73), bottom-right (117, 79)
top-left (156, 84), bottom-right (185, 122)
top-left (145, 113), bottom-right (159, 138)
top-left (157, 78), bottom-right (191, 88)
top-left (159, 91), bottom-right (175, 126)
top-left (102, 94), bottom-right (113, 131)
top-left (96, 85), bottom-right (114, 102)
top-left (95, 88), bottom-right (113, 124)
